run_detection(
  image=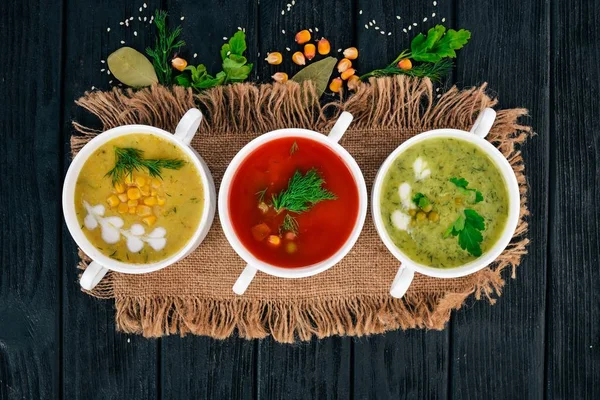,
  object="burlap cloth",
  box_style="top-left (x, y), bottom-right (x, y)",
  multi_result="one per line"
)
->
top-left (71, 76), bottom-right (530, 343)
